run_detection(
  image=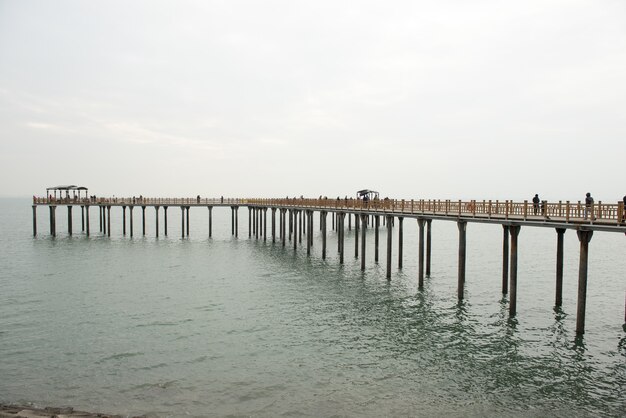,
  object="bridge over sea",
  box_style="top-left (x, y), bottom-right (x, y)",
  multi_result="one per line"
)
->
top-left (32, 195), bottom-right (626, 336)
